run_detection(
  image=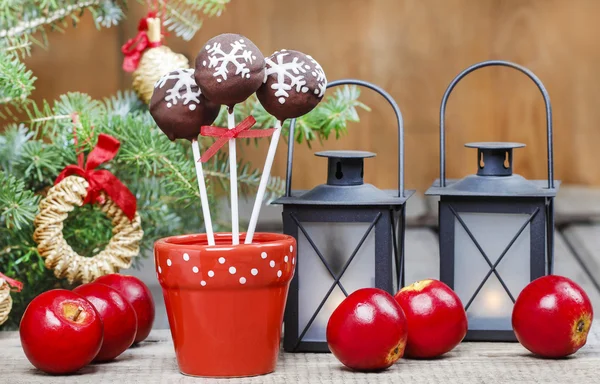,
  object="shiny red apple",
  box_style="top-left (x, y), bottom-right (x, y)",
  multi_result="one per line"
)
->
top-left (74, 283), bottom-right (137, 362)
top-left (20, 289), bottom-right (103, 374)
top-left (94, 274), bottom-right (155, 343)
top-left (512, 275), bottom-right (593, 358)
top-left (394, 279), bottom-right (467, 358)
top-left (326, 288), bottom-right (408, 371)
